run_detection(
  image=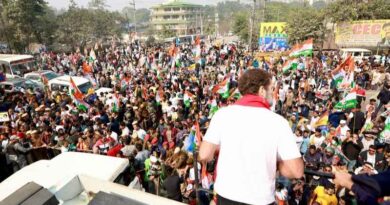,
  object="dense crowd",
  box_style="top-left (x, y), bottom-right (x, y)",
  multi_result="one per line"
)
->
top-left (1, 38), bottom-right (390, 205)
